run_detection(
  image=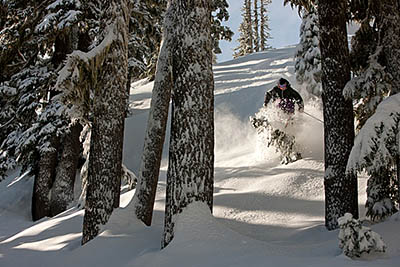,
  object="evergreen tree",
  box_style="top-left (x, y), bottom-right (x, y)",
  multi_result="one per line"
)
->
top-left (1, 0), bottom-right (155, 223)
top-left (134, 0), bottom-right (232, 227)
top-left (286, 0), bottom-right (358, 230)
top-left (50, 121), bottom-right (83, 216)
top-left (295, 3), bottom-right (322, 97)
top-left (253, 0), bottom-right (260, 52)
top-left (56, 0), bottom-right (130, 244)
top-left (379, 0), bottom-right (400, 95)
top-left (260, 0), bottom-right (272, 51)
top-left (0, 1), bottom-right (53, 181)
top-left (344, 0), bottom-right (400, 221)
top-left (233, 0), bottom-right (254, 58)
top-left (33, 0), bottom-right (84, 221)
top-left (134, 6), bottom-right (174, 226)
top-left (82, 0), bottom-right (129, 244)
top-left (131, 0), bottom-right (165, 81)
top-left (338, 213), bottom-right (386, 258)
top-left (0, 0), bottom-right (84, 220)
top-left (211, 0), bottom-right (234, 55)
top-left (133, 0), bottom-right (232, 76)
top-left (317, 0), bottom-right (358, 230)
top-left (247, 0), bottom-right (254, 53)
top-left (162, 0), bottom-right (214, 248)
top-left (346, 94), bottom-right (400, 221)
